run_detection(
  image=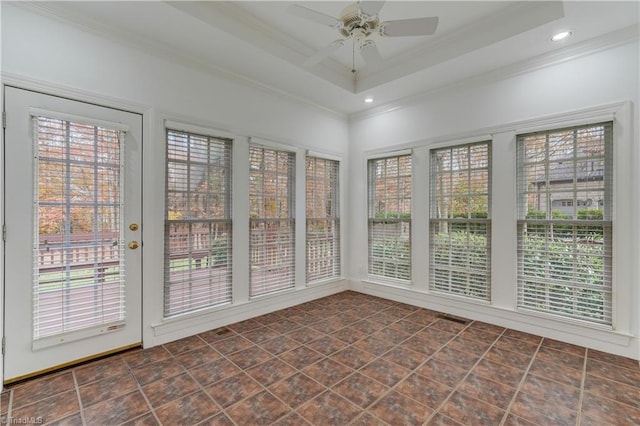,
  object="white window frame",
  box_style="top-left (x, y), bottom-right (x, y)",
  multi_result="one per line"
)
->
top-left (305, 154), bottom-right (341, 283)
top-left (429, 141), bottom-right (492, 301)
top-left (516, 121), bottom-right (613, 326)
top-left (367, 151), bottom-right (412, 283)
top-left (163, 127), bottom-right (233, 317)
